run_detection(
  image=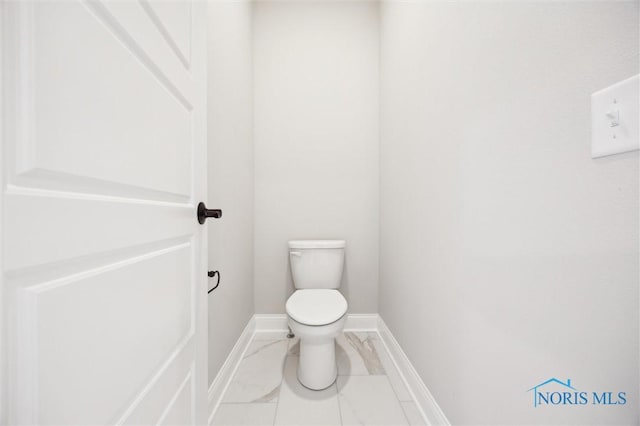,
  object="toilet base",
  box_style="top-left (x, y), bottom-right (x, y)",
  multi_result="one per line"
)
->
top-left (288, 315), bottom-right (346, 390)
top-left (297, 339), bottom-right (337, 390)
